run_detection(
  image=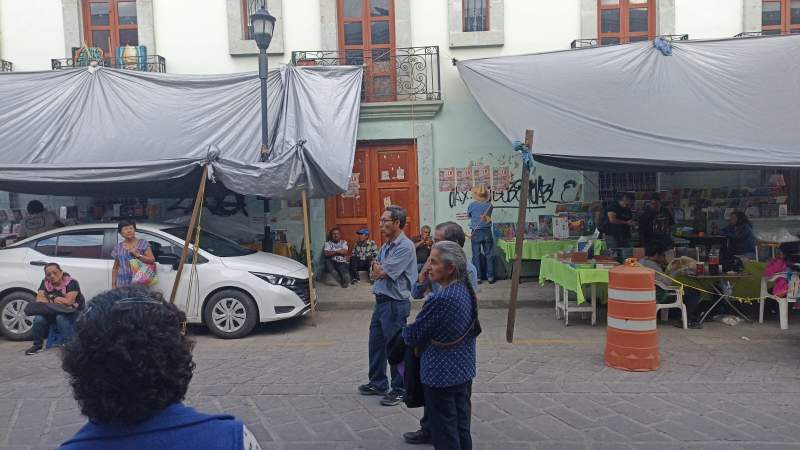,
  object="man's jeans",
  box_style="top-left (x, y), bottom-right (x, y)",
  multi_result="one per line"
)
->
top-left (31, 314), bottom-right (75, 347)
top-left (368, 295), bottom-right (411, 393)
top-left (471, 227), bottom-right (494, 280)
